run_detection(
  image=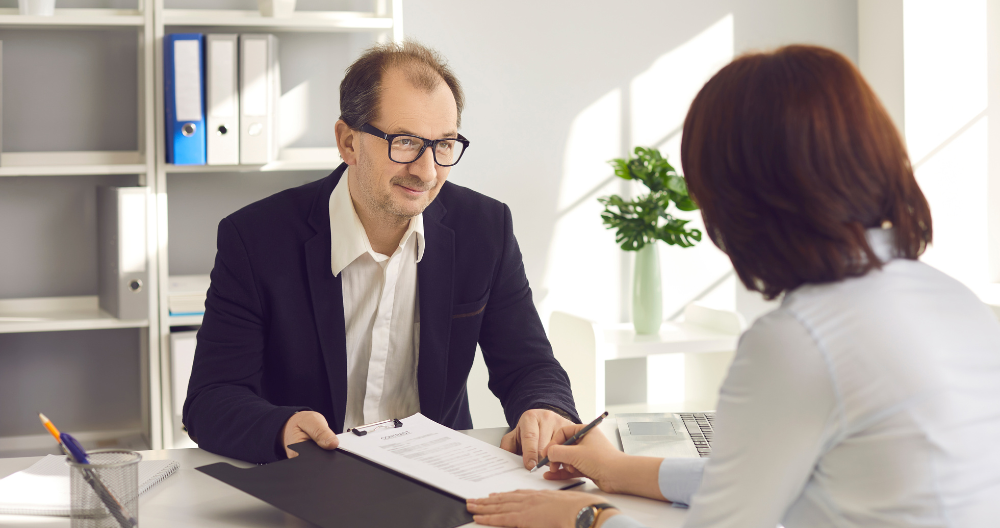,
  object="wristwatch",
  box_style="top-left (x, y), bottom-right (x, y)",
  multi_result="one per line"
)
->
top-left (575, 502), bottom-right (617, 528)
